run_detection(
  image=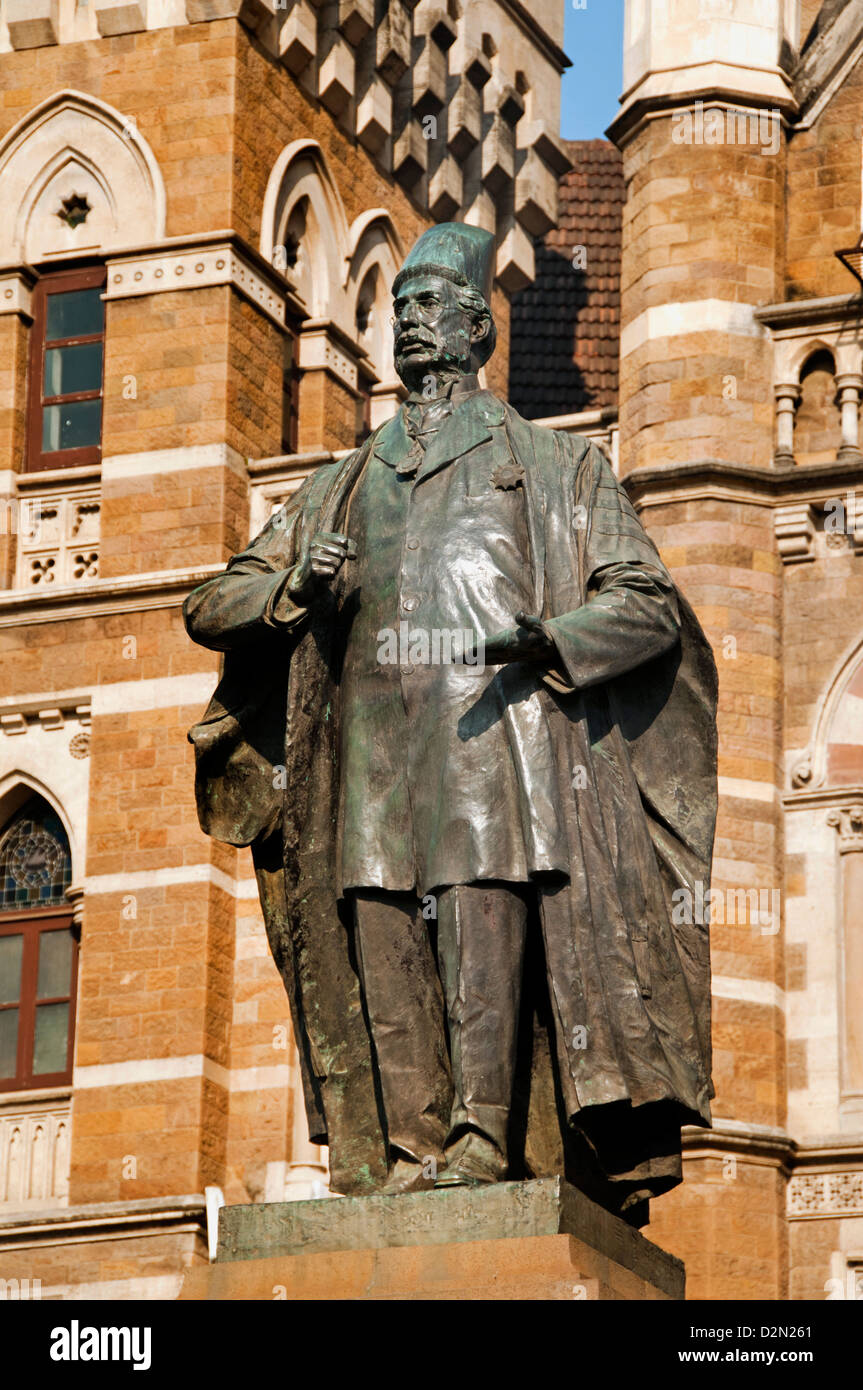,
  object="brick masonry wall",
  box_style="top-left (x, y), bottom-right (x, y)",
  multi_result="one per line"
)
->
top-left (650, 1155), bottom-right (788, 1301)
top-left (785, 52), bottom-right (863, 301)
top-left (0, 26), bottom-right (236, 238)
top-left (629, 493), bottom-right (787, 1299)
top-left (618, 114), bottom-right (783, 472)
